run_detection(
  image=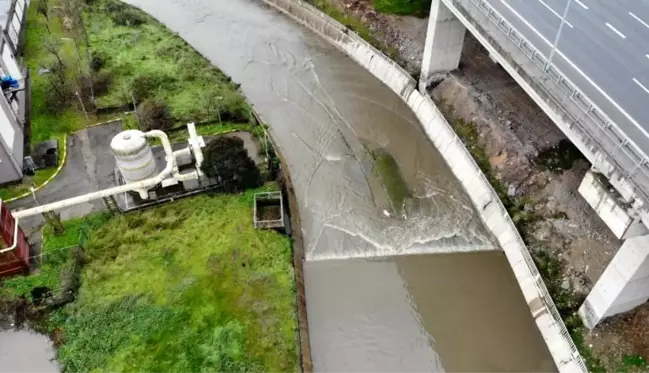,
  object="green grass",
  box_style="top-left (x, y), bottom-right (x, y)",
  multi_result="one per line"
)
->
top-left (14, 0), bottom-right (250, 201)
top-left (86, 0), bottom-right (248, 122)
top-left (372, 0), bottom-right (431, 16)
top-left (0, 213), bottom-right (110, 300)
top-left (169, 122), bottom-right (253, 143)
top-left (24, 2), bottom-right (89, 143)
top-left (53, 189), bottom-right (297, 372)
top-left (23, 0), bottom-right (249, 145)
top-left (371, 148), bottom-right (410, 215)
top-left (0, 134), bottom-right (65, 201)
top-left (310, 0), bottom-right (398, 58)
